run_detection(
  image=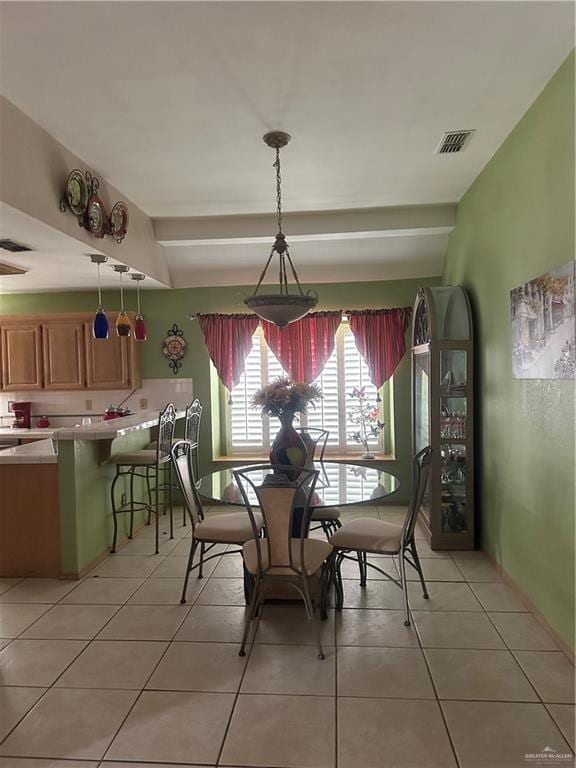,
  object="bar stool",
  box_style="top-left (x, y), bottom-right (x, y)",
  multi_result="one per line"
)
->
top-left (147, 398), bottom-right (203, 526)
top-left (110, 403), bottom-right (176, 554)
